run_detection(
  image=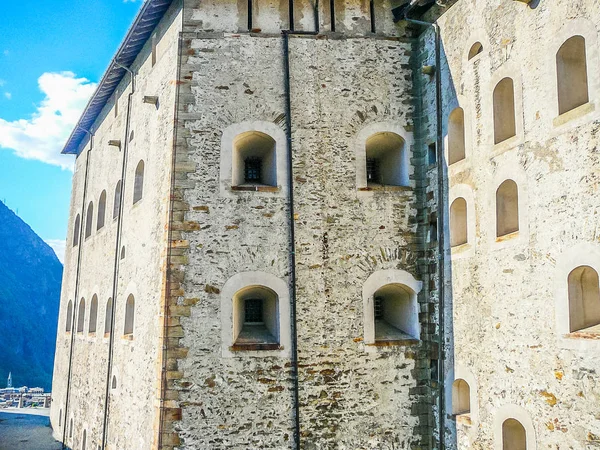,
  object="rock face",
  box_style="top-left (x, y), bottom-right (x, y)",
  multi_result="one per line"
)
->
top-left (0, 201), bottom-right (63, 391)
